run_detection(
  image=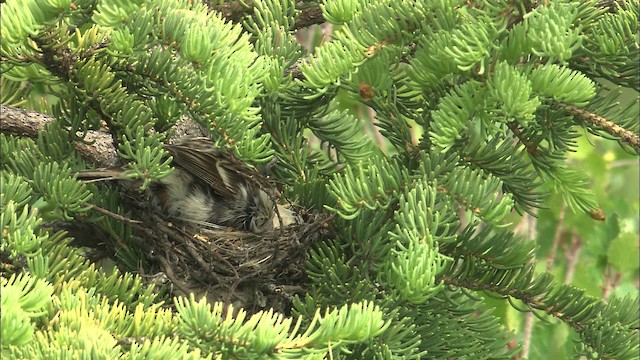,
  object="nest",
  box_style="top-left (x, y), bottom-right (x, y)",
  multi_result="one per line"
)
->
top-left (0, 109), bottom-right (333, 312)
top-left (64, 181), bottom-right (332, 314)
top-left (125, 205), bottom-right (332, 314)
